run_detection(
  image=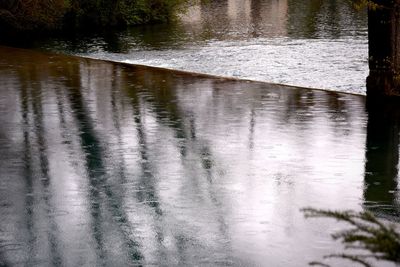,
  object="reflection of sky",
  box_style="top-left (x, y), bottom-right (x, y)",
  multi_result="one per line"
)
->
top-left (0, 47), bottom-right (397, 267)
